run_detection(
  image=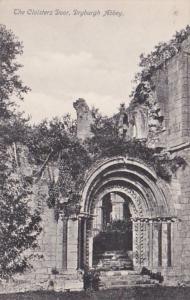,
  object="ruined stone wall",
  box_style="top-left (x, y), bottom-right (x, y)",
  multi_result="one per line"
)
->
top-left (73, 98), bottom-right (93, 141)
top-left (14, 147), bottom-right (65, 281)
top-left (152, 36), bottom-right (190, 283)
top-left (153, 36), bottom-right (190, 149)
top-left (168, 148), bottom-right (190, 282)
top-left (14, 145), bottom-right (58, 280)
top-left (152, 67), bottom-right (169, 130)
